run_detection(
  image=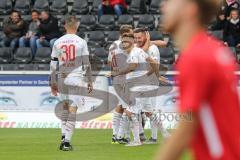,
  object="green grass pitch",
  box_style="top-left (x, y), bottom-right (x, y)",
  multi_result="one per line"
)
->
top-left (0, 129), bottom-right (192, 160)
